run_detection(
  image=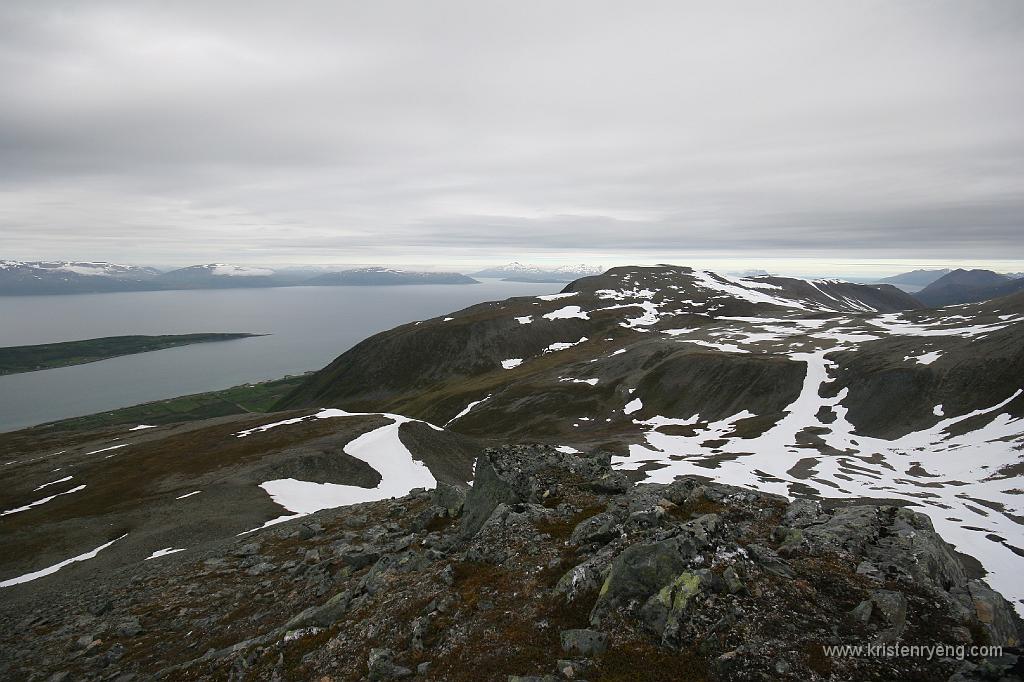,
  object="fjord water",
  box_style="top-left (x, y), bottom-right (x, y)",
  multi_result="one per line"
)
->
top-left (0, 279), bottom-right (559, 432)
